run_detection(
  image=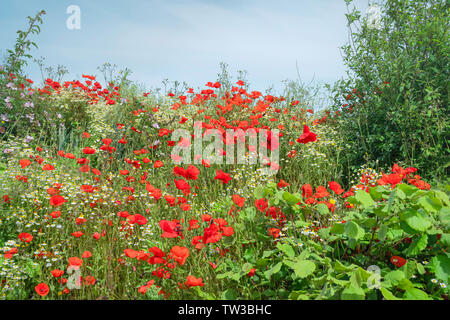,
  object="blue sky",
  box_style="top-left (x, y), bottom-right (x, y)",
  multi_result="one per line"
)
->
top-left (0, 0), bottom-right (370, 93)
